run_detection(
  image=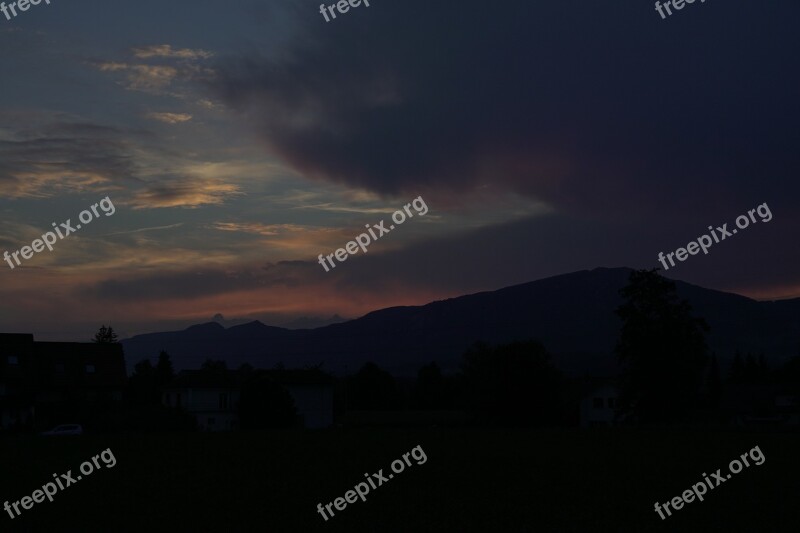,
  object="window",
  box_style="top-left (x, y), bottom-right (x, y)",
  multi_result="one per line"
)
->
top-left (607, 397), bottom-right (616, 408)
top-left (219, 393), bottom-right (229, 410)
top-left (85, 364), bottom-right (96, 374)
top-left (8, 356), bottom-right (18, 366)
top-left (593, 397), bottom-right (604, 409)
